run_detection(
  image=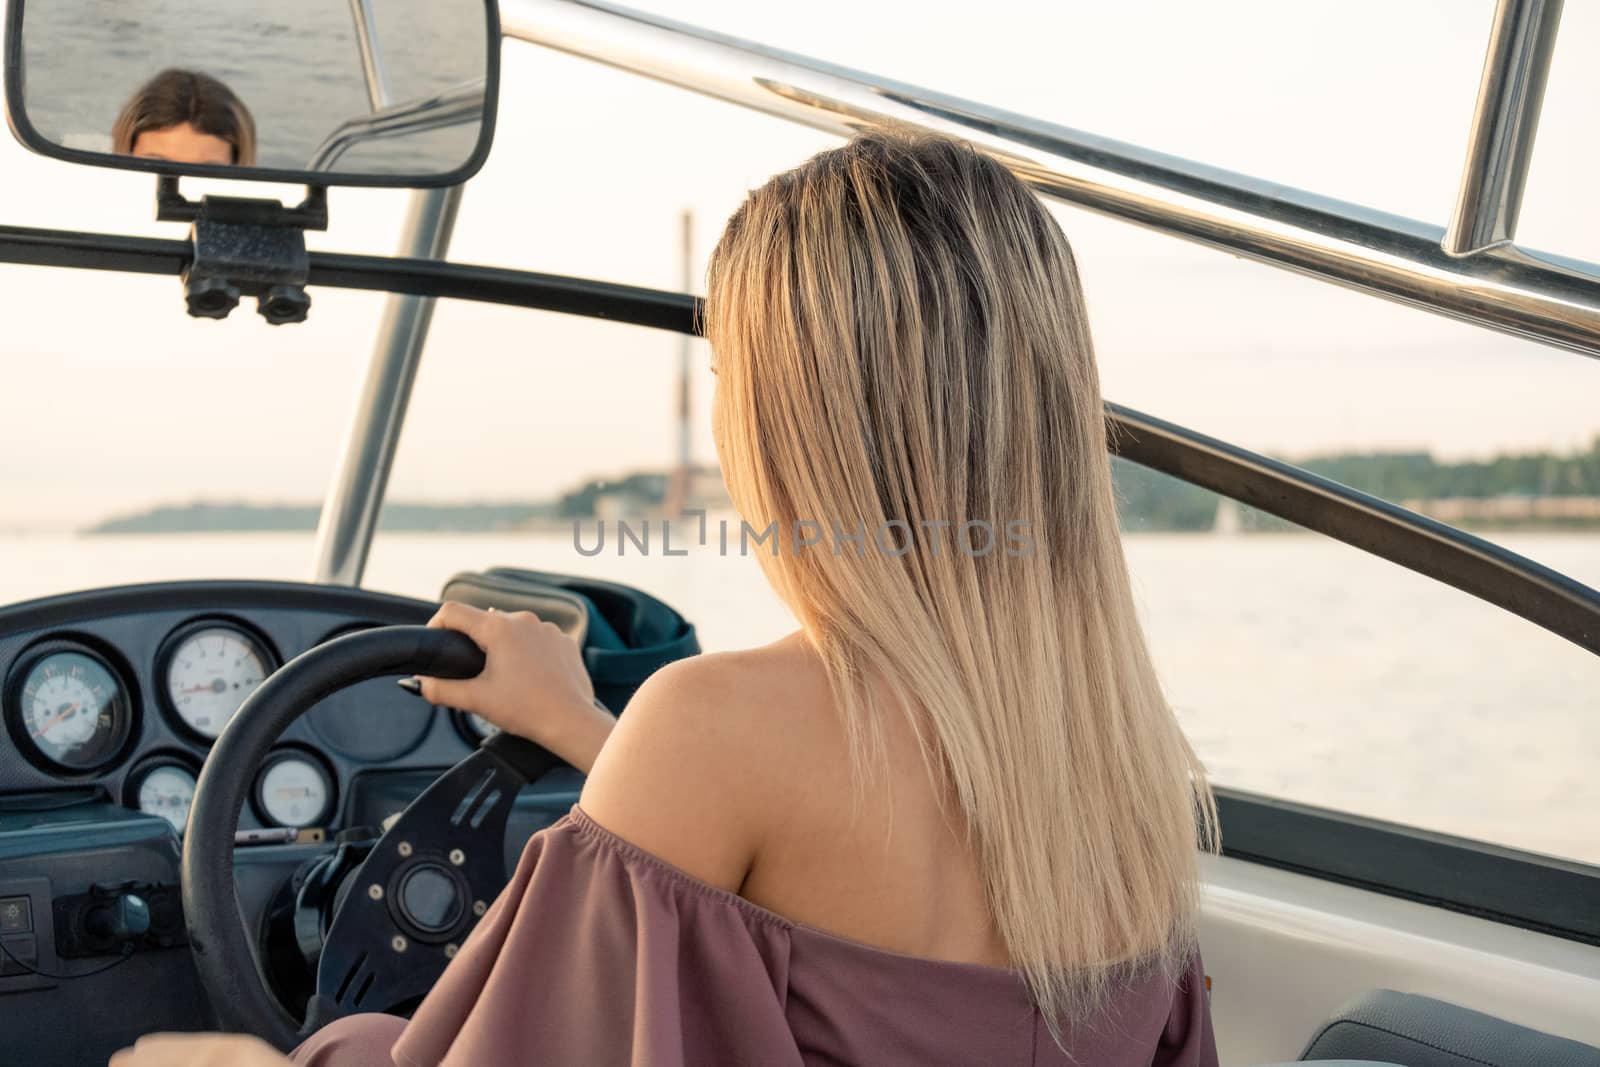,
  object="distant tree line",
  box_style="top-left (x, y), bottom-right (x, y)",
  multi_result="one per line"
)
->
top-left (1294, 443), bottom-right (1600, 500)
top-left (84, 439), bottom-right (1600, 534)
top-left (87, 500), bottom-right (560, 534)
top-left (1112, 436), bottom-right (1600, 532)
